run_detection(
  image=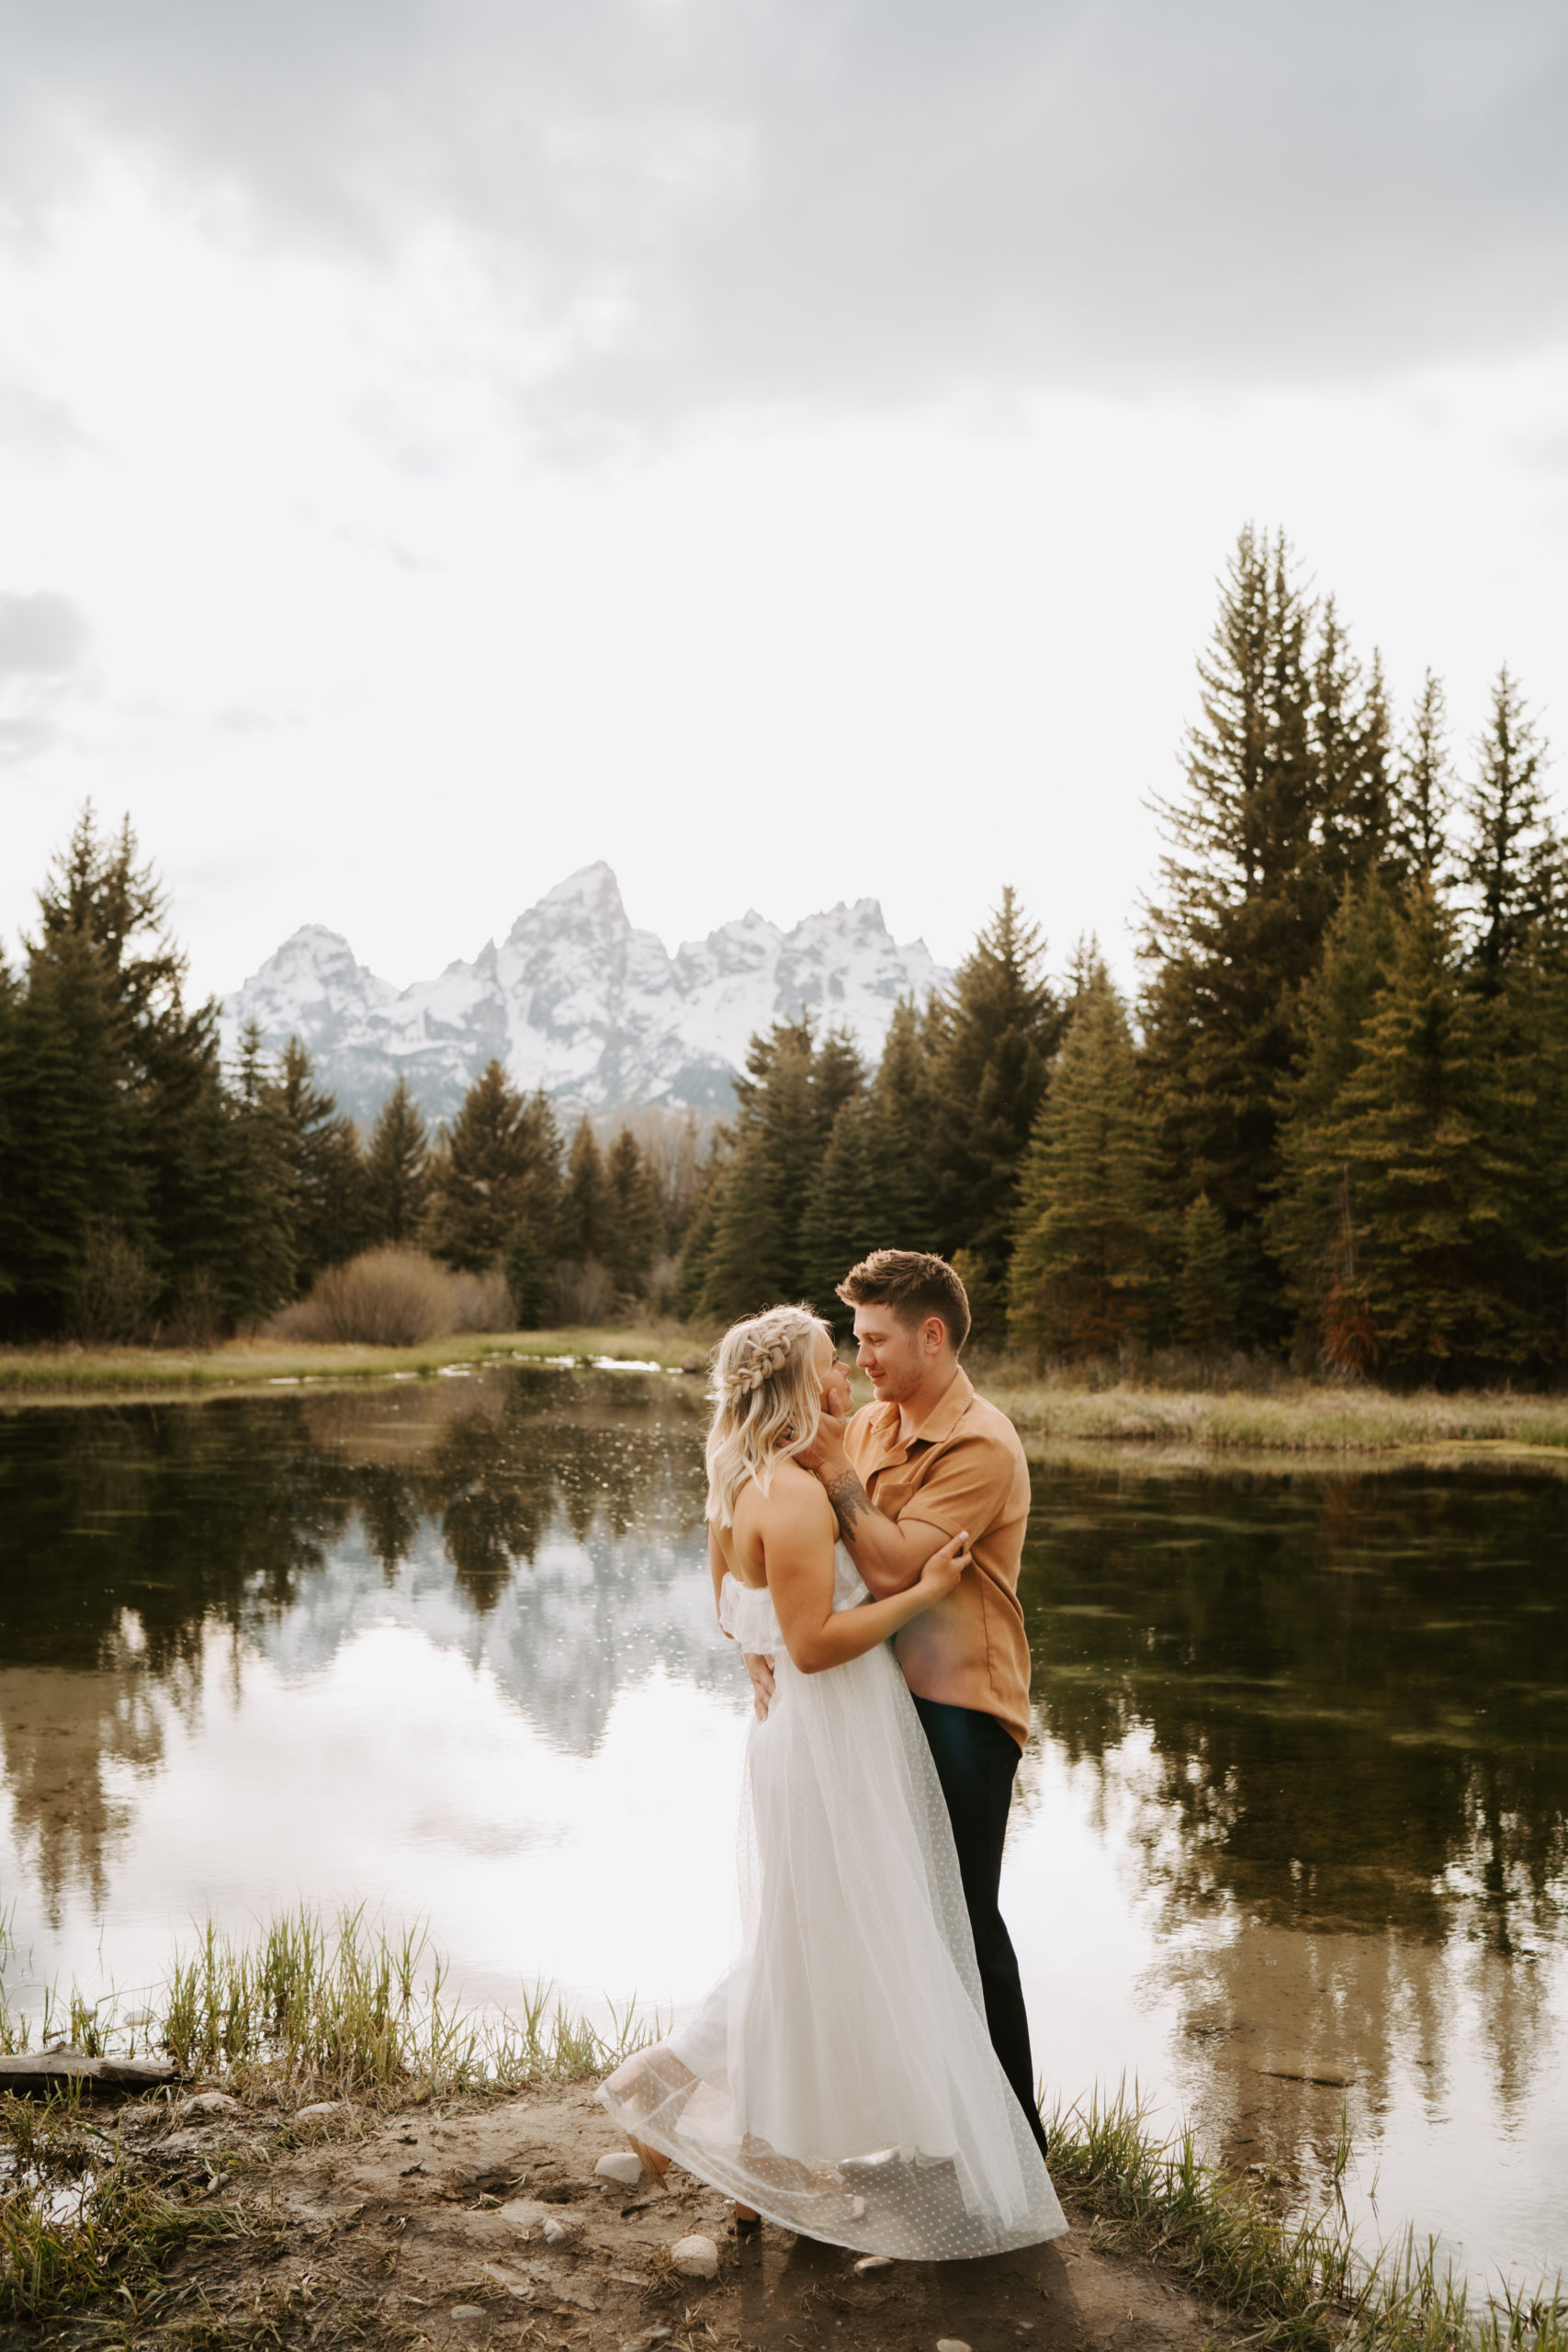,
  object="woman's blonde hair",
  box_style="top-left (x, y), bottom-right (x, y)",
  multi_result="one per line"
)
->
top-left (705, 1304), bottom-right (831, 1527)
